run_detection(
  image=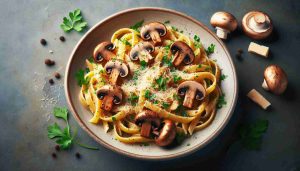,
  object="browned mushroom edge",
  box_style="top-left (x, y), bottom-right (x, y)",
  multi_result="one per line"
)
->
top-left (155, 120), bottom-right (176, 146)
top-left (129, 41), bottom-right (155, 63)
top-left (96, 85), bottom-right (123, 112)
top-left (93, 41), bottom-right (116, 63)
top-left (104, 60), bottom-right (129, 85)
top-left (177, 81), bottom-right (206, 108)
top-left (170, 41), bottom-right (195, 67)
top-left (140, 22), bottom-right (167, 44)
top-left (262, 65), bottom-right (288, 95)
top-left (134, 110), bottom-right (161, 138)
top-left (210, 11), bottom-right (238, 40)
